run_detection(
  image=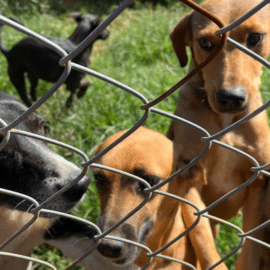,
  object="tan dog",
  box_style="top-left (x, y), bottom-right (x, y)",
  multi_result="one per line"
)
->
top-left (93, 127), bottom-right (227, 269)
top-left (168, 0), bottom-right (270, 269)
